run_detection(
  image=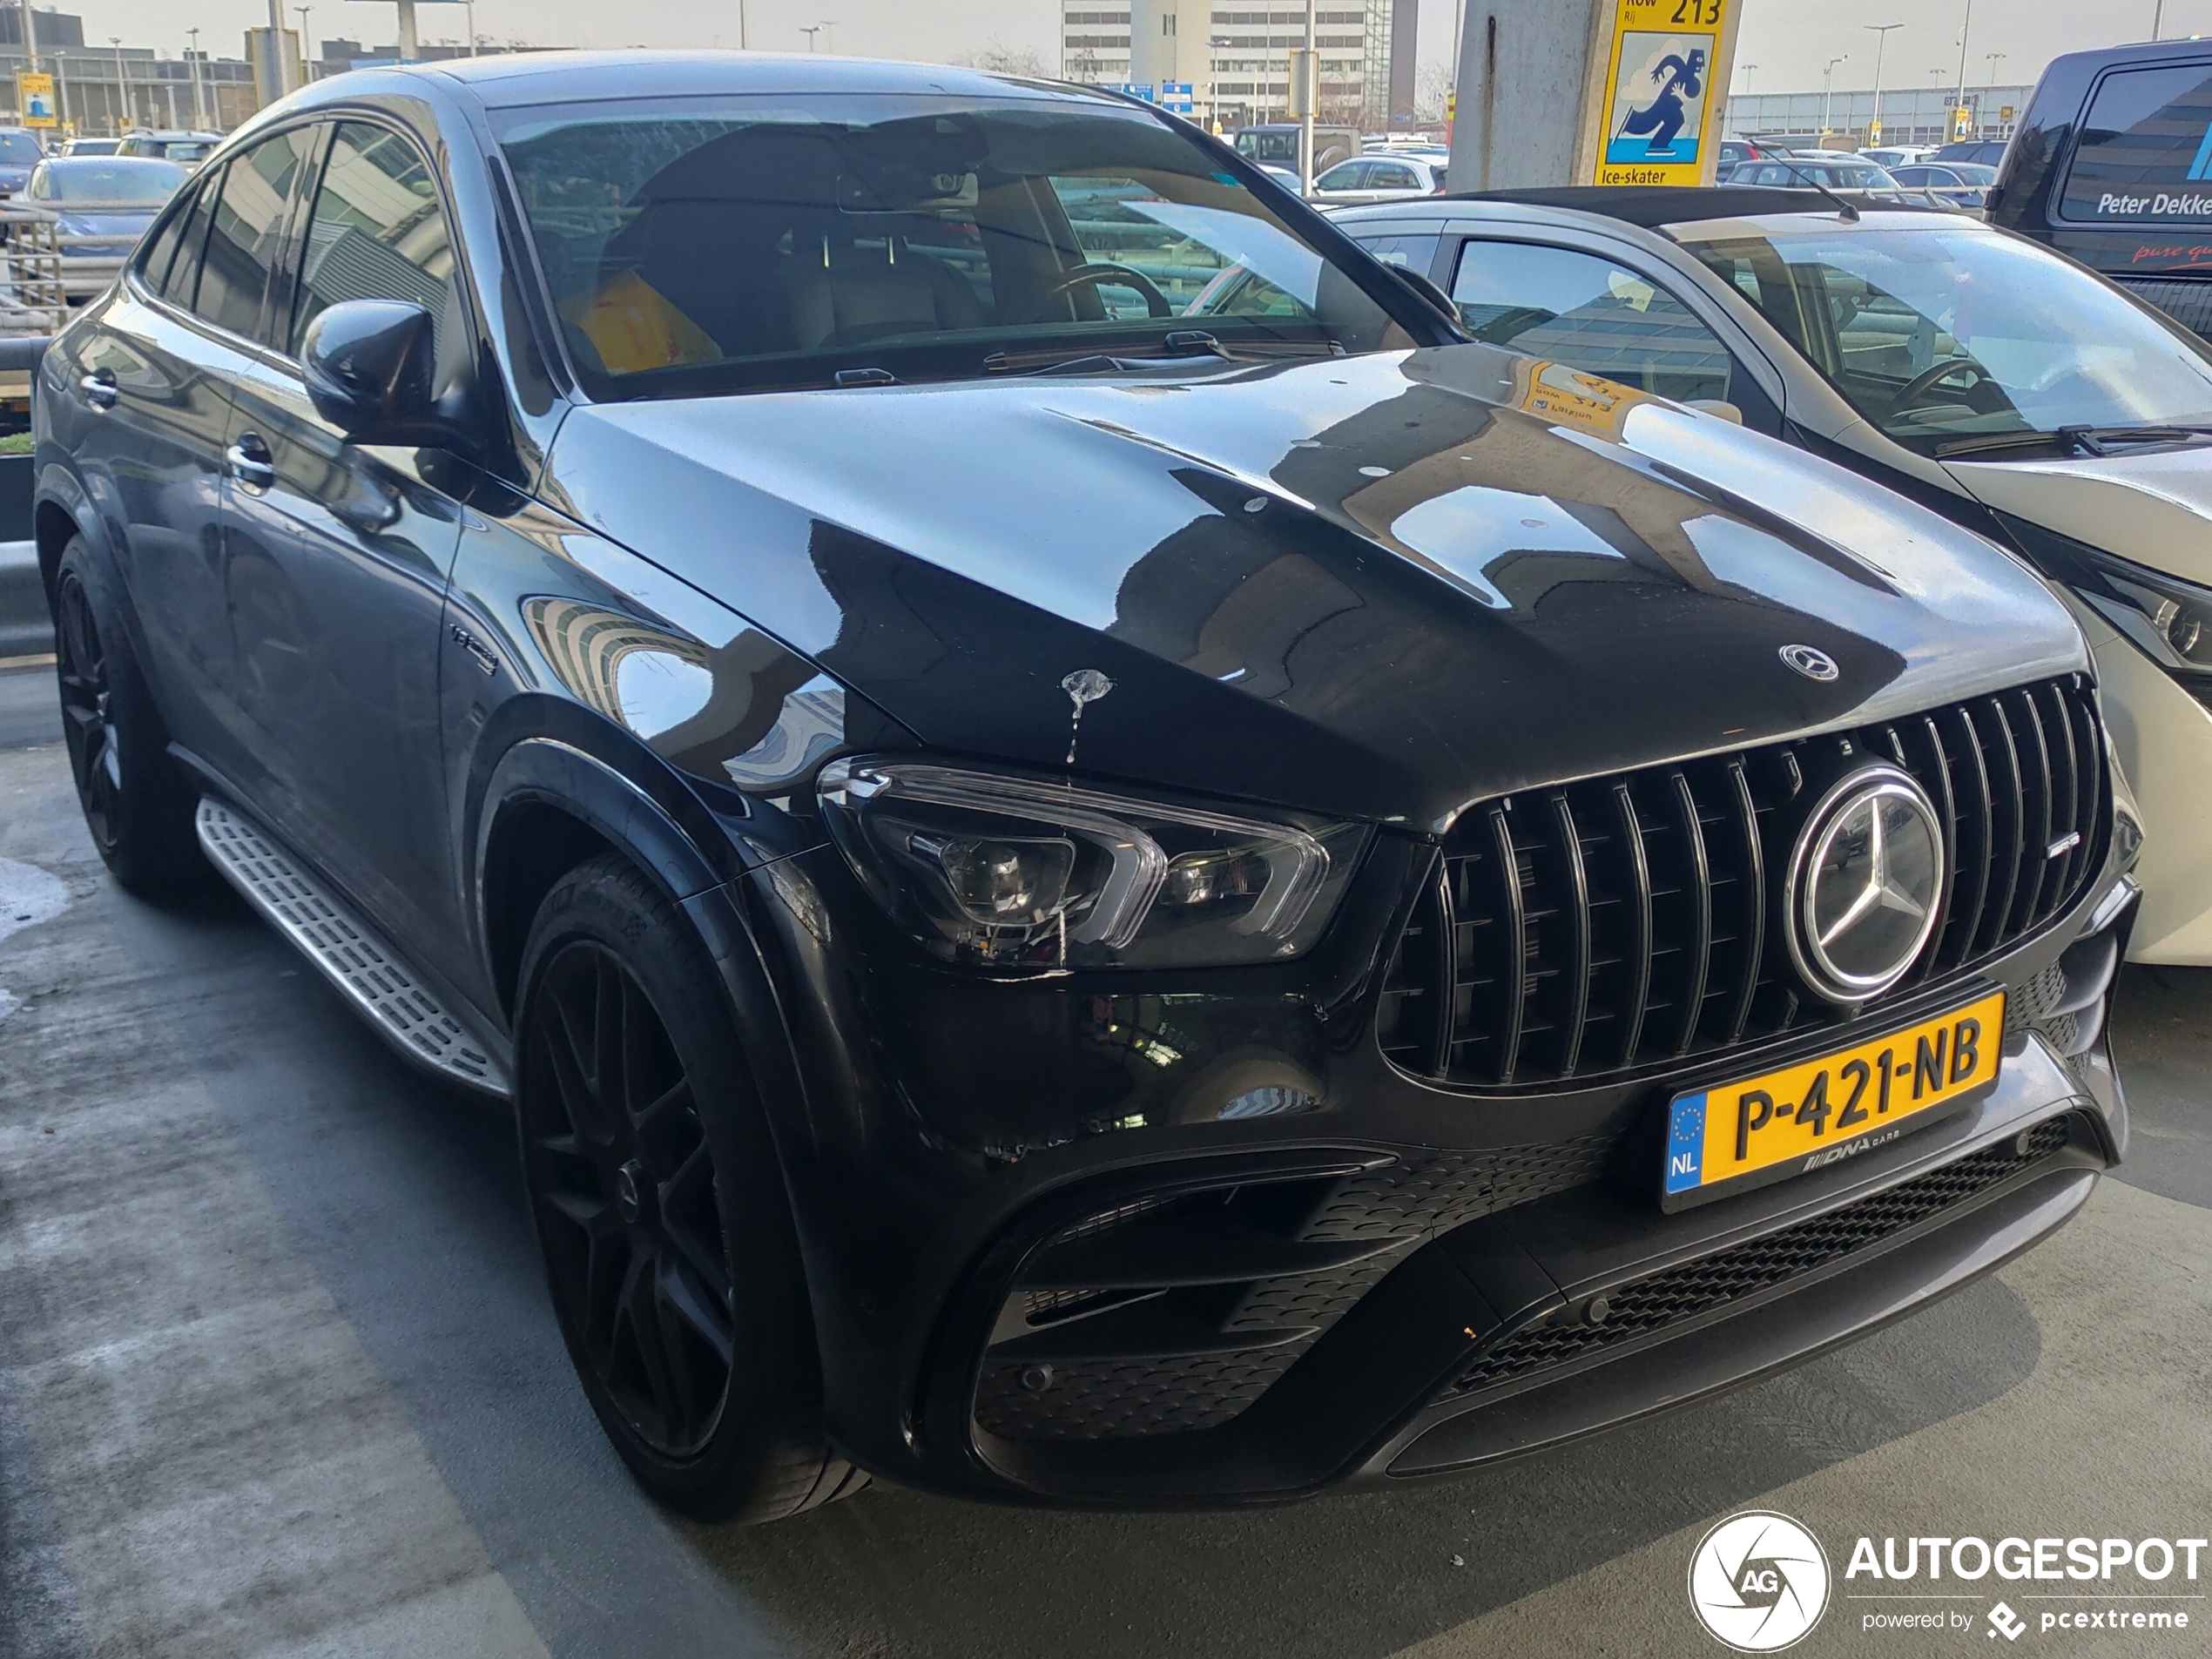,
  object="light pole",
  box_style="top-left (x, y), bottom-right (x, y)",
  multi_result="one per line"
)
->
top-left (1952, 0), bottom-right (1973, 137)
top-left (738, 0), bottom-right (747, 49)
top-left (185, 27), bottom-right (206, 127)
top-left (1864, 23), bottom-right (1903, 148)
top-left (1737, 62), bottom-right (1757, 96)
top-left (1821, 55), bottom-right (1847, 139)
top-left (52, 50), bottom-right (66, 131)
top-left (1299, 0), bottom-right (1316, 196)
top-left (295, 8), bottom-right (313, 80)
top-left (462, 0), bottom-right (475, 56)
top-left (16, 0), bottom-right (37, 74)
top-left (799, 24), bottom-right (824, 51)
top-left (2154, 0), bottom-right (2164, 40)
top-left (109, 37), bottom-right (125, 134)
top-left (1210, 37), bottom-right (1231, 131)
top-left (1983, 51), bottom-right (2007, 137)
